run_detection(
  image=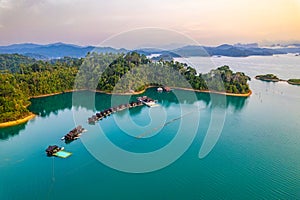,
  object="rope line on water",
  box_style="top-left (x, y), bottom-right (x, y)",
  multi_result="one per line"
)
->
top-left (135, 107), bottom-right (205, 139)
